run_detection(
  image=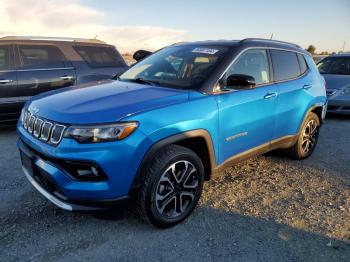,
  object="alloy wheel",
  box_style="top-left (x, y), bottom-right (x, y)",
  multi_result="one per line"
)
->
top-left (301, 119), bottom-right (319, 154)
top-left (155, 160), bottom-right (199, 219)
